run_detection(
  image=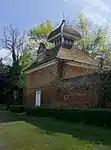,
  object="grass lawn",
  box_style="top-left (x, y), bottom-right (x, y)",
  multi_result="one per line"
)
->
top-left (0, 111), bottom-right (111, 150)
